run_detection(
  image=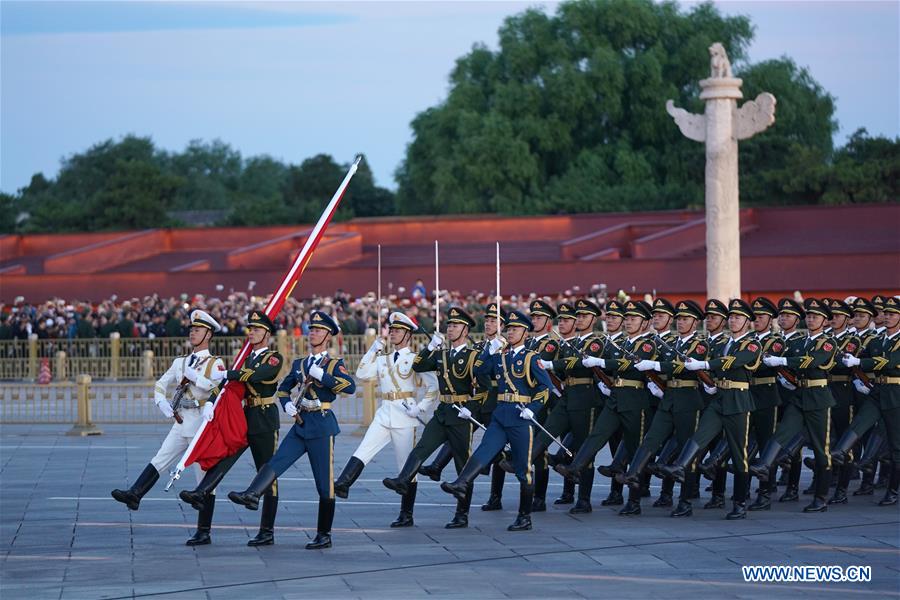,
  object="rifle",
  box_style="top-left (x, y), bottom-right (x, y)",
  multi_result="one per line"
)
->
top-left (606, 335), bottom-right (667, 391)
top-left (294, 357), bottom-right (329, 425)
top-left (170, 355), bottom-right (212, 424)
top-left (652, 334), bottom-right (716, 388)
top-left (549, 329), bottom-right (612, 388)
